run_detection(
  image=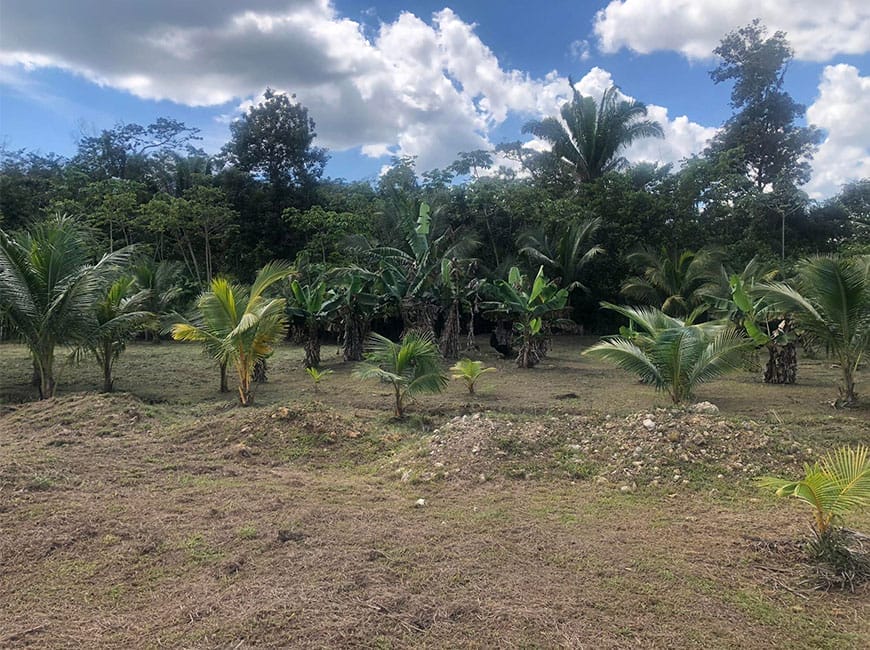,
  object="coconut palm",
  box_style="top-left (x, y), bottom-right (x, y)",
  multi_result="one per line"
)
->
top-left (284, 278), bottom-right (340, 369)
top-left (759, 445), bottom-right (869, 538)
top-left (523, 84), bottom-right (664, 183)
top-left (354, 332), bottom-right (448, 417)
top-left (621, 247), bottom-right (723, 318)
top-left (130, 259), bottom-right (186, 342)
top-left (0, 214), bottom-right (134, 398)
top-left (172, 262), bottom-right (292, 406)
top-left (85, 277), bottom-right (154, 392)
top-left (584, 303), bottom-right (749, 404)
top-left (758, 255), bottom-right (870, 405)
